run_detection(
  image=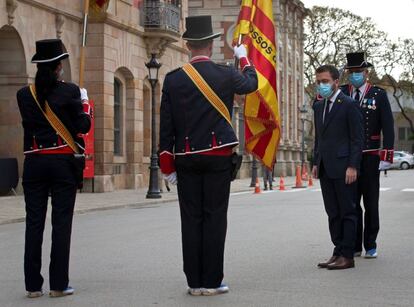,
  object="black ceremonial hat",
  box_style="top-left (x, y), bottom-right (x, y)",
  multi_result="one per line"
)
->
top-left (345, 52), bottom-right (373, 69)
top-left (31, 39), bottom-right (69, 63)
top-left (182, 15), bottom-right (222, 41)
